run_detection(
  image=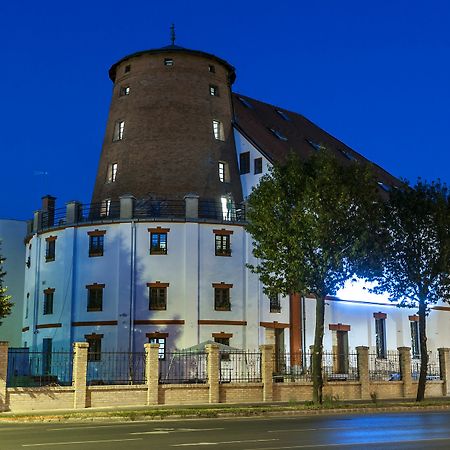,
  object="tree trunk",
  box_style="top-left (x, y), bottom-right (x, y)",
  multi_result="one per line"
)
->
top-left (416, 300), bottom-right (428, 402)
top-left (312, 295), bottom-right (325, 404)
